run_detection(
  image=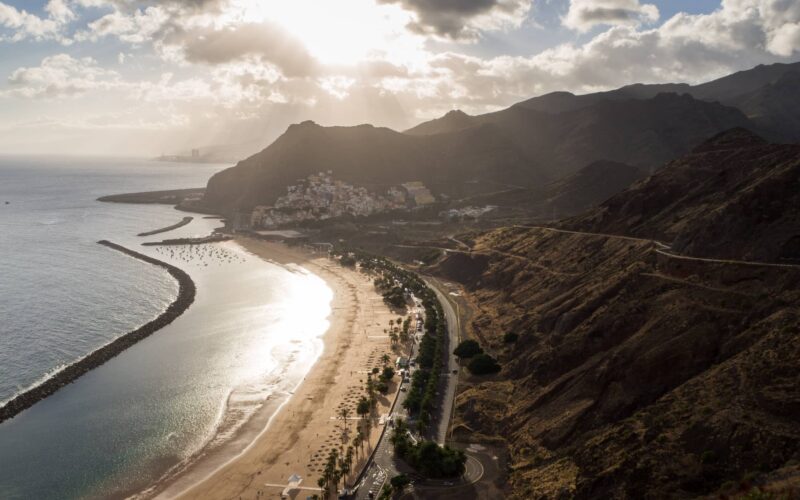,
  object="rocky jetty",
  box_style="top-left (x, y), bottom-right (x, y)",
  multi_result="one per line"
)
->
top-left (137, 216), bottom-right (194, 237)
top-left (0, 241), bottom-right (195, 424)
